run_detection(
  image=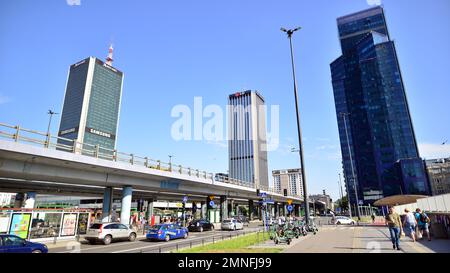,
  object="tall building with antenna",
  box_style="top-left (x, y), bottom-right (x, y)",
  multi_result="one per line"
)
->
top-left (57, 45), bottom-right (124, 155)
